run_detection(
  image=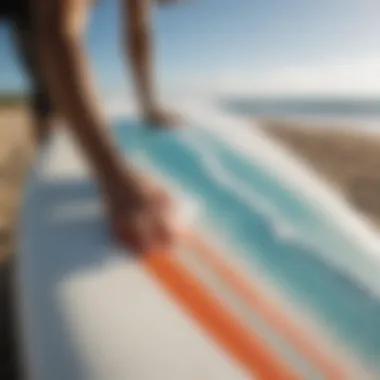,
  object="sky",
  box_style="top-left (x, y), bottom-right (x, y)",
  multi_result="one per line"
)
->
top-left (0, 0), bottom-right (379, 98)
